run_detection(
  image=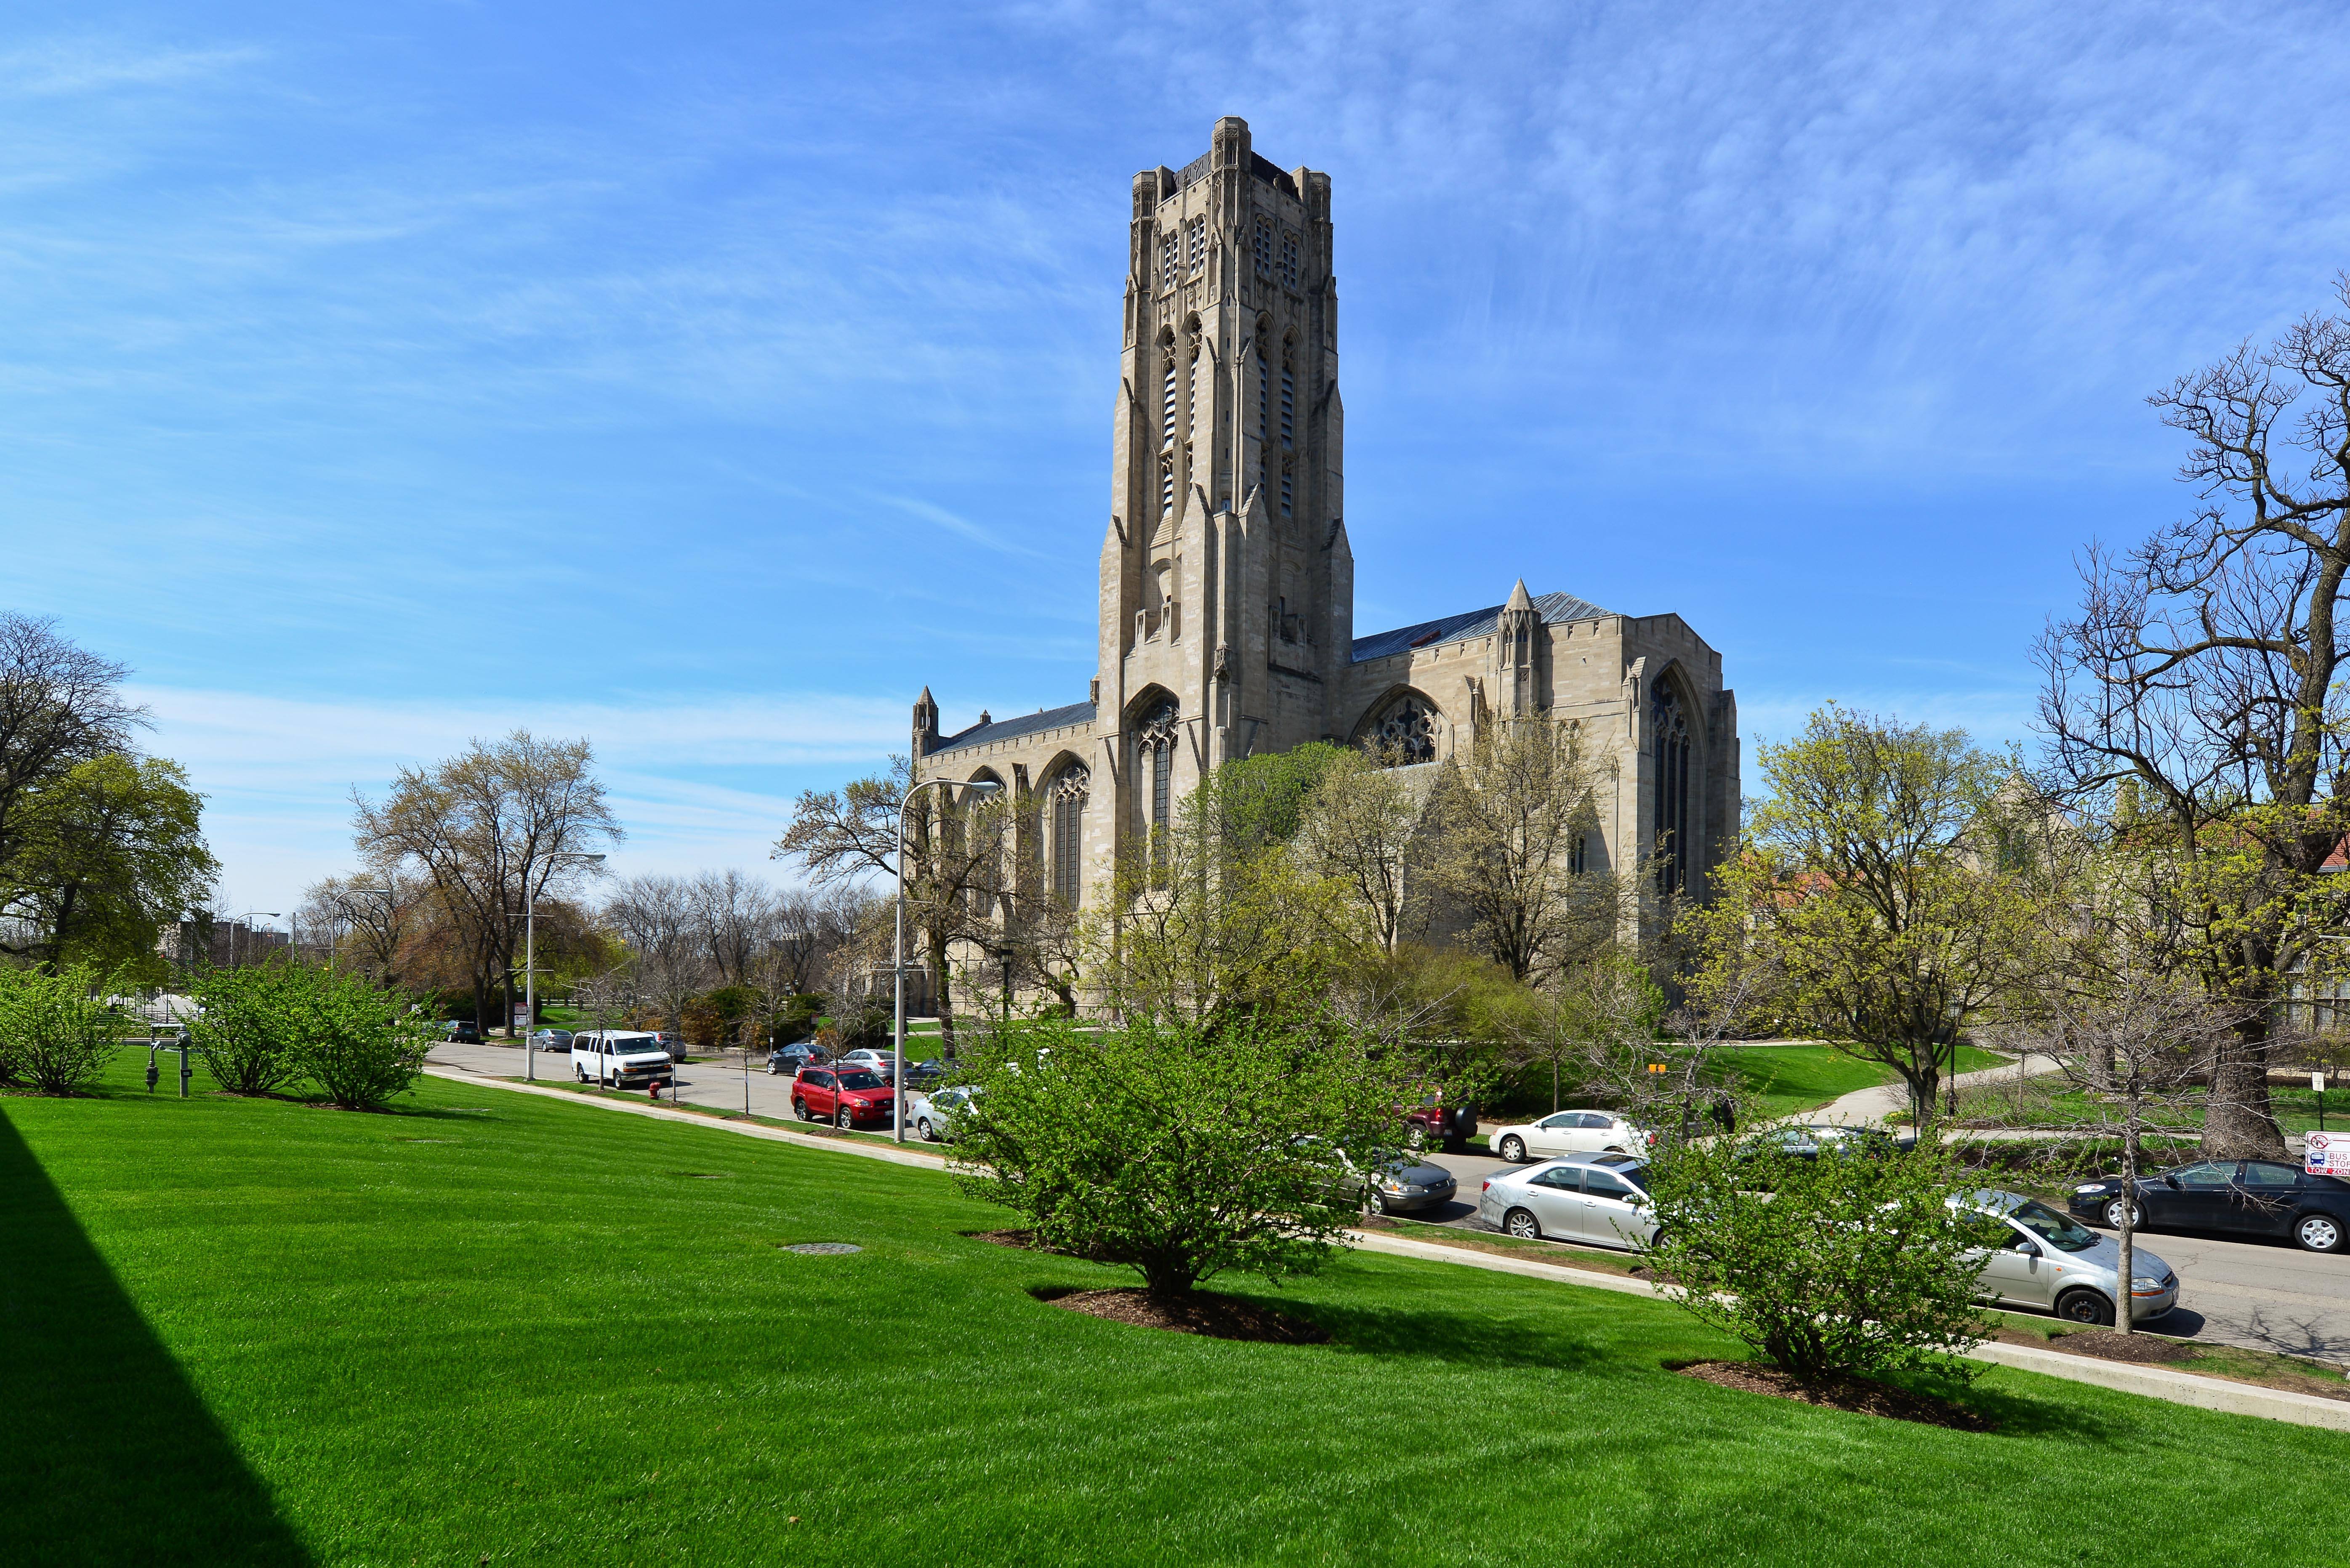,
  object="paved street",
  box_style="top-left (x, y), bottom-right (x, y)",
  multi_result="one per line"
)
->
top-left (425, 1039), bottom-right (958, 1144)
